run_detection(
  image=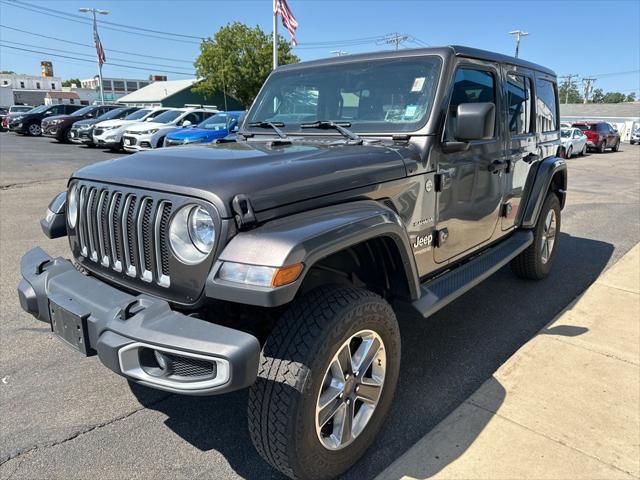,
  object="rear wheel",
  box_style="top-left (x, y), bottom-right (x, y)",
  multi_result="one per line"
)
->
top-left (566, 146), bottom-right (573, 159)
top-left (61, 128), bottom-right (72, 144)
top-left (598, 139), bottom-right (606, 153)
top-left (511, 192), bottom-right (561, 280)
top-left (248, 286), bottom-right (401, 480)
top-left (27, 123), bottom-right (41, 136)
top-left (580, 143), bottom-right (587, 156)
top-left (612, 140), bottom-right (620, 152)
